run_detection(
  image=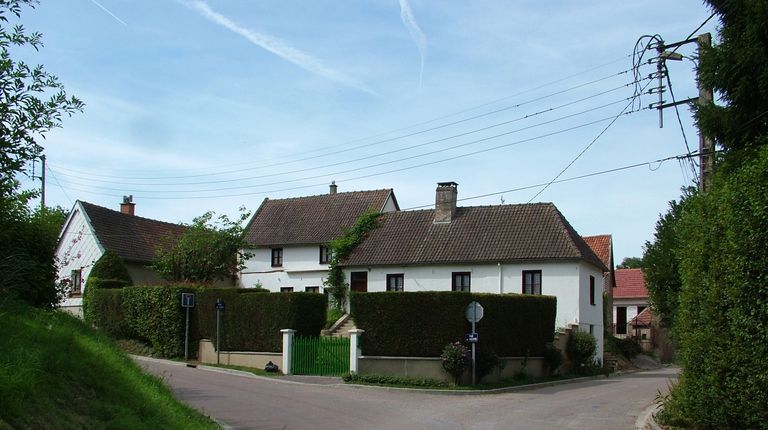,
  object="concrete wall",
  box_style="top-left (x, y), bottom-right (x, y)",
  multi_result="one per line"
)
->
top-left (358, 355), bottom-right (545, 383)
top-left (56, 203), bottom-right (105, 309)
top-left (239, 245), bottom-right (330, 292)
top-left (198, 339), bottom-right (281, 369)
